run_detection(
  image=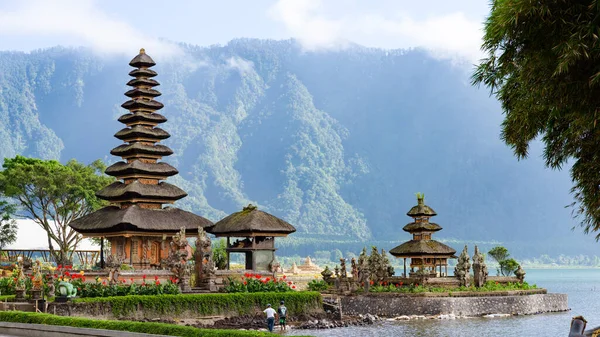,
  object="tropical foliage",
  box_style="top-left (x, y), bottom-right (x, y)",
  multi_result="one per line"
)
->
top-left (488, 246), bottom-right (520, 276)
top-left (473, 0), bottom-right (600, 238)
top-left (0, 156), bottom-right (113, 264)
top-left (307, 279), bottom-right (329, 292)
top-left (212, 238), bottom-right (228, 270)
top-left (0, 201), bottom-right (17, 249)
